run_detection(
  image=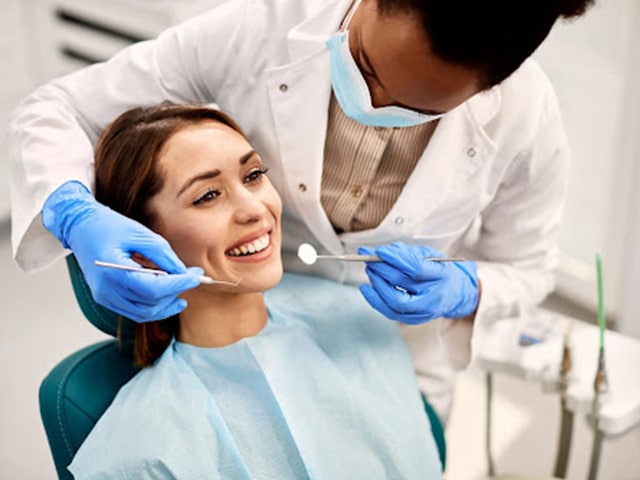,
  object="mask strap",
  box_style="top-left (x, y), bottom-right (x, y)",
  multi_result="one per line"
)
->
top-left (340, 0), bottom-right (363, 31)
